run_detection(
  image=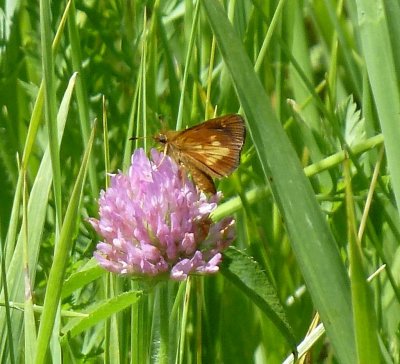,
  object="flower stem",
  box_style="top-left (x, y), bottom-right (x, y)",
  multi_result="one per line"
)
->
top-left (158, 281), bottom-right (169, 364)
